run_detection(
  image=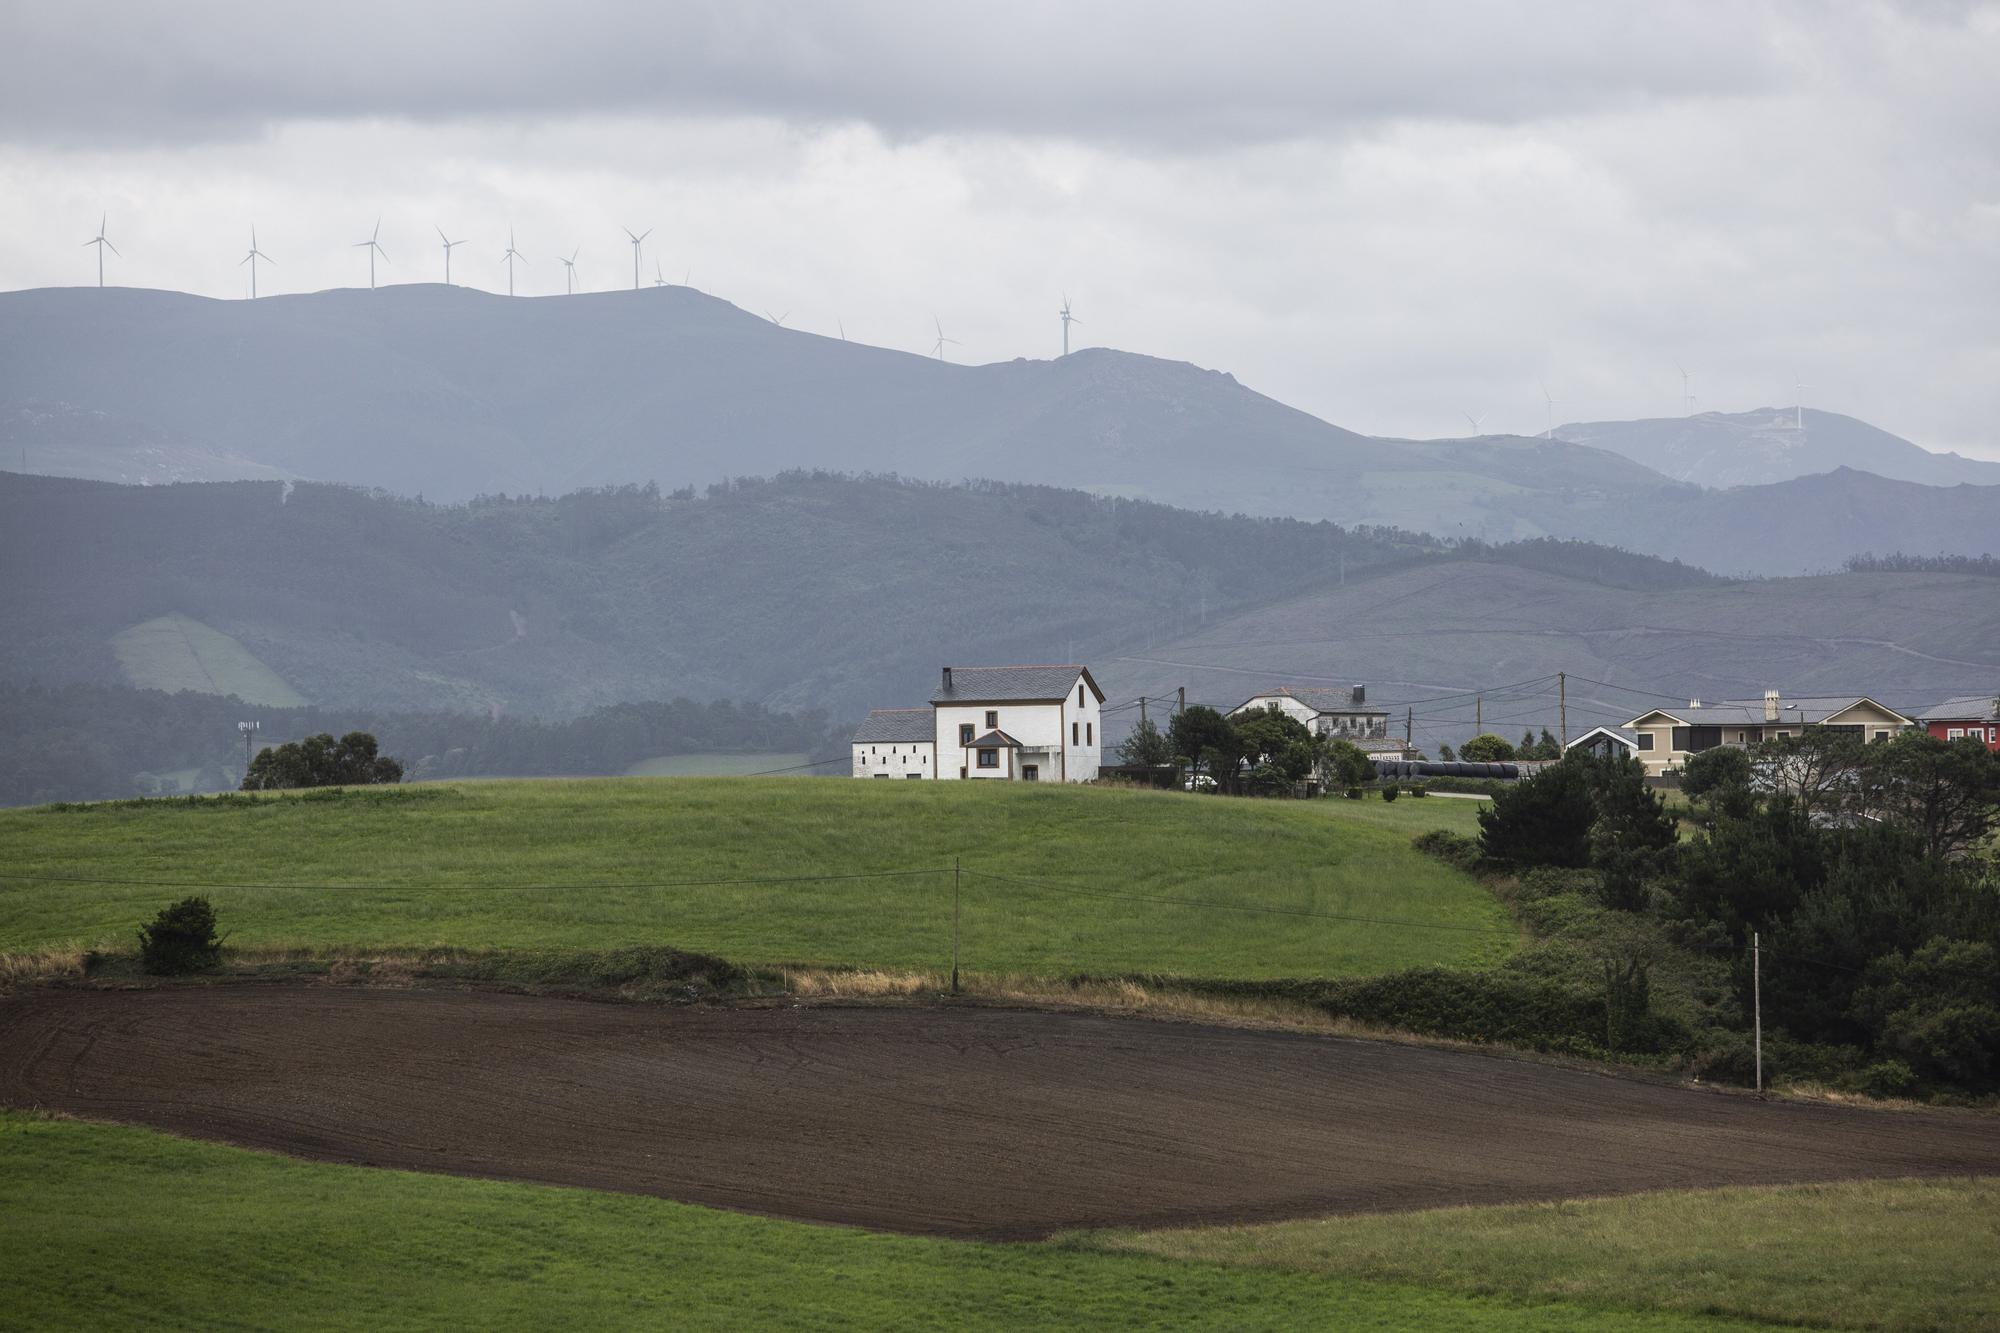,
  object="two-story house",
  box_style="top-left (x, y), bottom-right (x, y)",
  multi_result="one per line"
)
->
top-left (1622, 691), bottom-right (1913, 777)
top-left (1228, 686), bottom-right (1388, 742)
top-left (1917, 696), bottom-right (2000, 752)
top-left (850, 665), bottom-right (1106, 782)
